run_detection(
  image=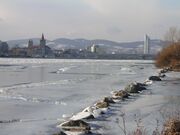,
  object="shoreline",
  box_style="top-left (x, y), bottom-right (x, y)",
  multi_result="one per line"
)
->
top-left (0, 59), bottom-right (179, 135)
top-left (0, 54), bottom-right (155, 60)
top-left (54, 68), bottom-right (172, 135)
